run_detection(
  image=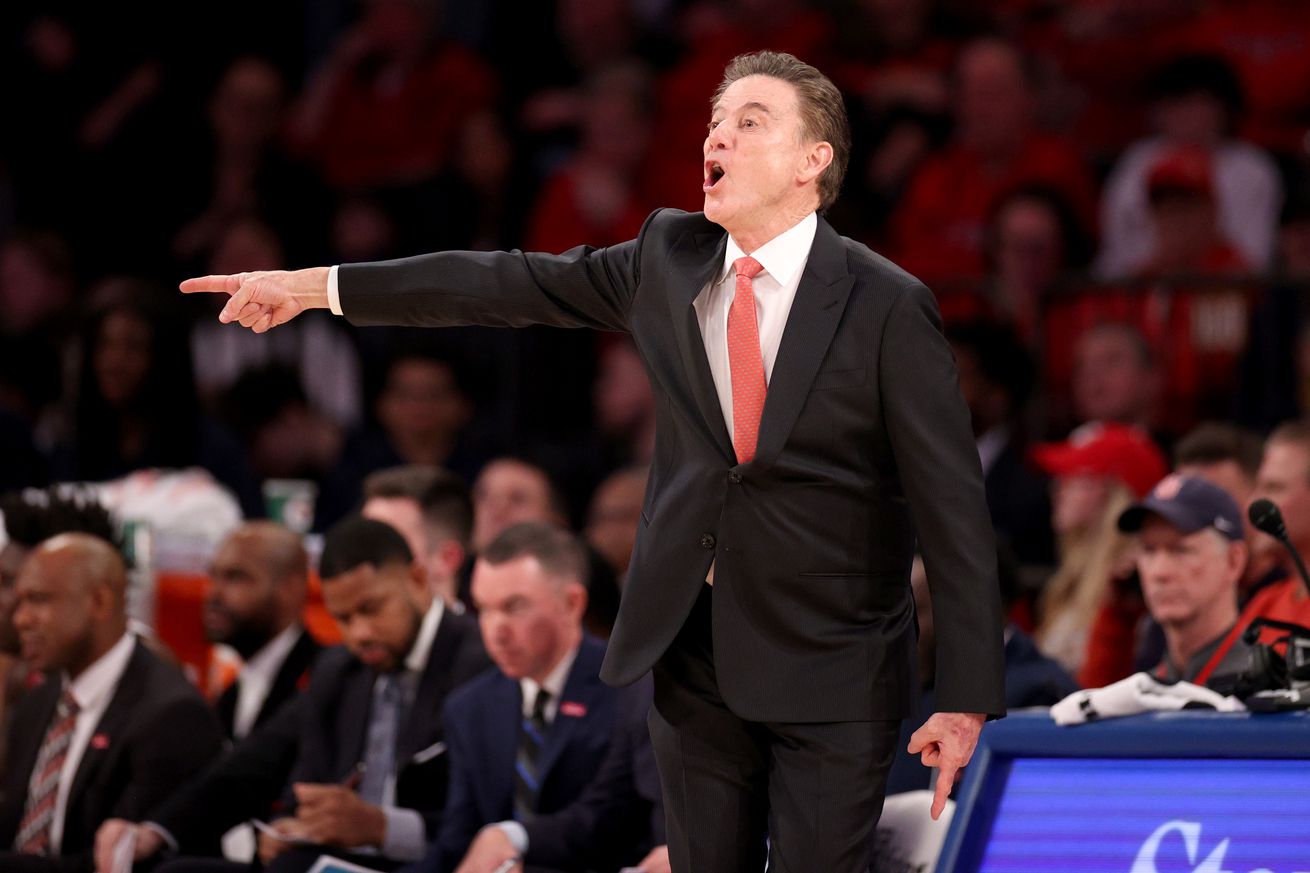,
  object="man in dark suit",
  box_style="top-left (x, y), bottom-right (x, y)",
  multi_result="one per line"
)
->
top-left (408, 522), bottom-right (620, 873)
top-left (183, 50), bottom-right (1005, 873)
top-left (0, 534), bottom-right (223, 873)
top-left (100, 517), bottom-right (490, 873)
top-left (459, 673), bottom-right (664, 873)
top-left (205, 521), bottom-right (322, 742)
